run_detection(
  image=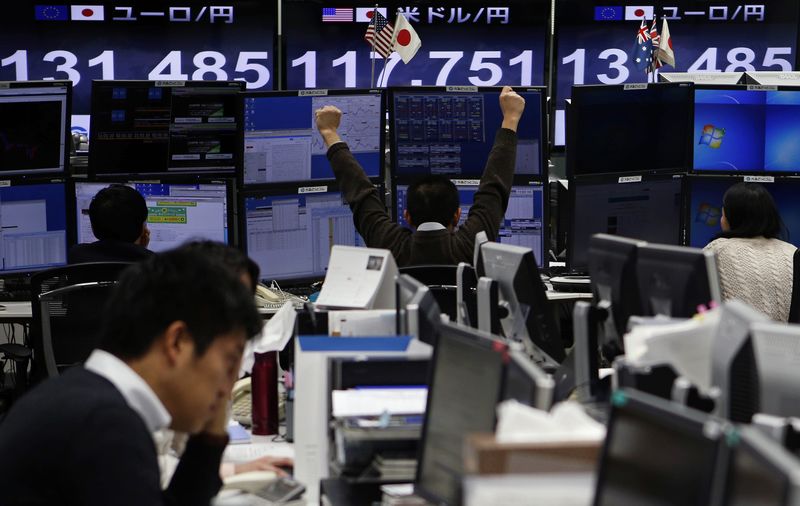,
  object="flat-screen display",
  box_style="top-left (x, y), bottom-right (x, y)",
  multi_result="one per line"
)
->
top-left (283, 0), bottom-right (549, 89)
